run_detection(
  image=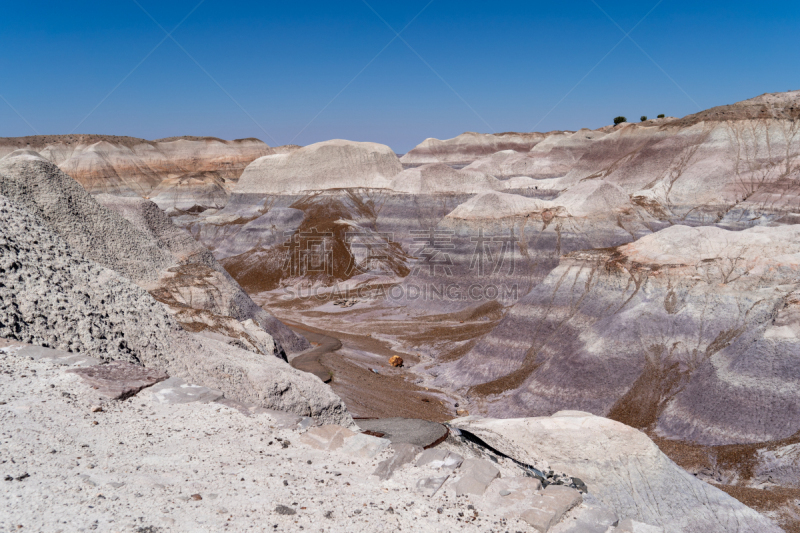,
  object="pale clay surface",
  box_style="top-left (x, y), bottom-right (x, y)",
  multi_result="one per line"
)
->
top-left (0, 347), bottom-right (632, 533)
